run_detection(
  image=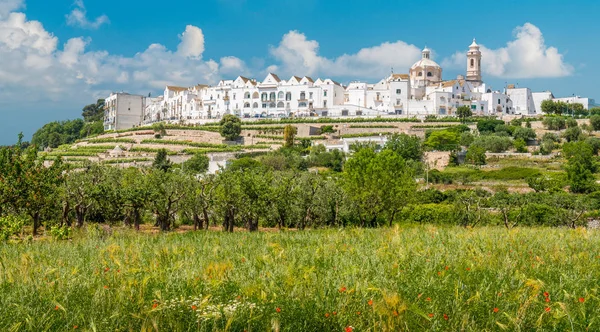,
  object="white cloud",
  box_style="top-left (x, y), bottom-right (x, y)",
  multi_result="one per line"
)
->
top-left (66, 0), bottom-right (109, 30)
top-left (442, 23), bottom-right (573, 79)
top-left (268, 30), bottom-right (422, 79)
top-left (177, 25), bottom-right (205, 58)
top-left (0, 0), bottom-right (24, 18)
